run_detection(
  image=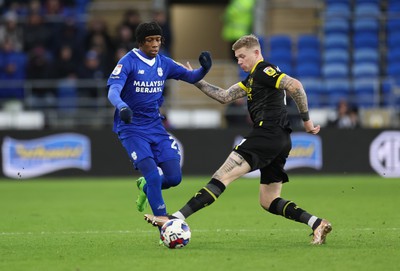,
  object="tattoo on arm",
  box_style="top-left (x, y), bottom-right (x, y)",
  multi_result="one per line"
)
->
top-left (194, 80), bottom-right (246, 104)
top-left (279, 75), bottom-right (309, 113)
